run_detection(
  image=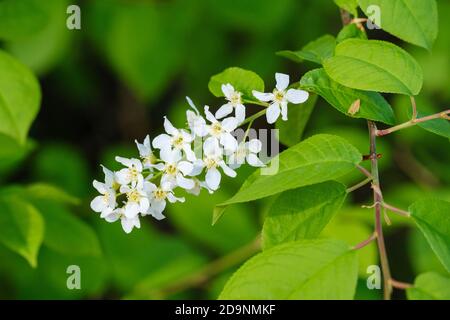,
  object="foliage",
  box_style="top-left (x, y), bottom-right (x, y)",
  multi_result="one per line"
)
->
top-left (0, 0), bottom-right (448, 301)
